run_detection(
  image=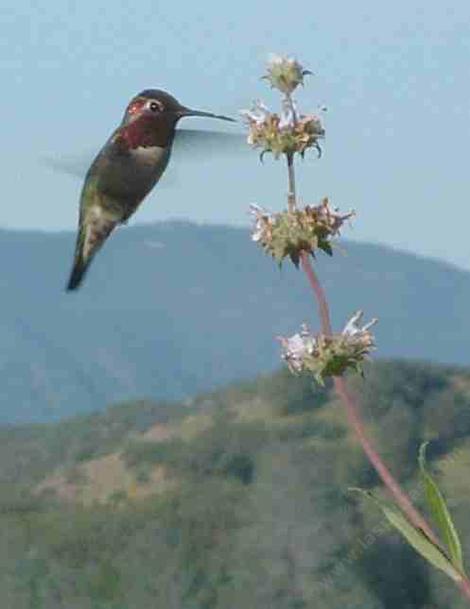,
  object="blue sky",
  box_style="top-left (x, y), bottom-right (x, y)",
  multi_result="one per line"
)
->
top-left (1, 1), bottom-right (470, 268)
